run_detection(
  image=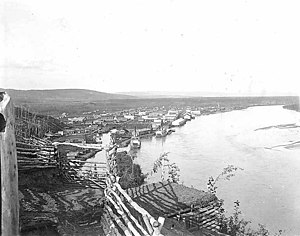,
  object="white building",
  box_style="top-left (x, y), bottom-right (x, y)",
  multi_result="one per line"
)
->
top-left (191, 110), bottom-right (201, 116)
top-left (124, 115), bottom-right (135, 120)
